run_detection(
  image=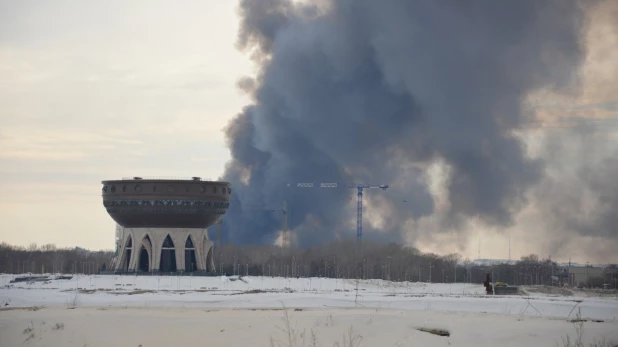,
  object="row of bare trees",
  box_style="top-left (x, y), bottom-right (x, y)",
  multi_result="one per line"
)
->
top-left (2, 240), bottom-right (615, 288)
top-left (211, 241), bottom-right (542, 284)
top-left (212, 241), bottom-right (616, 288)
top-left (0, 242), bottom-right (113, 275)
top-left (213, 240), bottom-right (465, 282)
